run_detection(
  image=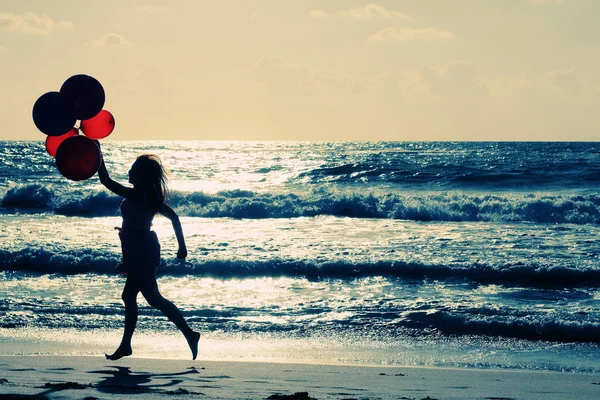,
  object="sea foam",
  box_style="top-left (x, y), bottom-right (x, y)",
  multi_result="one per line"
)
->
top-left (3, 184), bottom-right (600, 224)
